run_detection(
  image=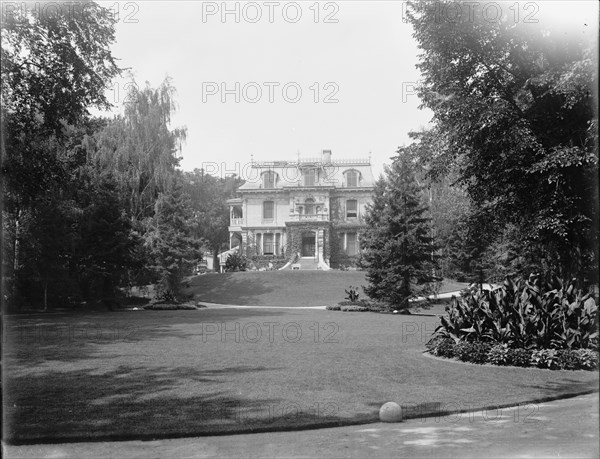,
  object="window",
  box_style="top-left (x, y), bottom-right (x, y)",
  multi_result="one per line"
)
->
top-left (263, 171), bottom-right (276, 189)
top-left (346, 233), bottom-right (357, 256)
top-left (346, 199), bottom-right (357, 219)
top-left (263, 233), bottom-right (274, 255)
top-left (263, 201), bottom-right (274, 220)
top-left (345, 170), bottom-right (359, 187)
top-left (305, 198), bottom-right (315, 215)
top-left (303, 169), bottom-right (317, 186)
